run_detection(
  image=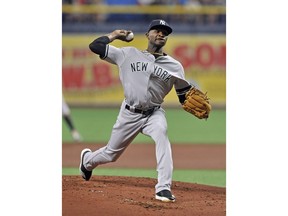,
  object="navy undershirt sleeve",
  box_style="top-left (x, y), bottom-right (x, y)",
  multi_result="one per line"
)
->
top-left (89, 36), bottom-right (110, 58)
